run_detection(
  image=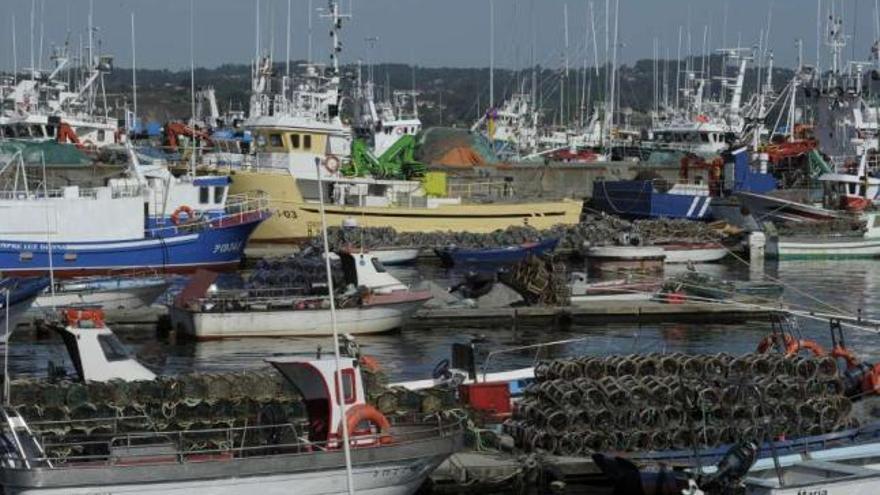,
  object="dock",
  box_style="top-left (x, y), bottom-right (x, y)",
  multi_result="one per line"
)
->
top-left (412, 300), bottom-right (785, 327)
